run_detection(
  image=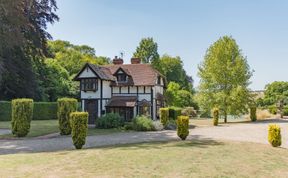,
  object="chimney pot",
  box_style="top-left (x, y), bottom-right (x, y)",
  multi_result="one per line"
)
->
top-left (131, 57), bottom-right (141, 64)
top-left (113, 56), bottom-right (123, 65)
